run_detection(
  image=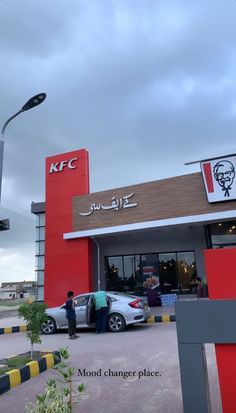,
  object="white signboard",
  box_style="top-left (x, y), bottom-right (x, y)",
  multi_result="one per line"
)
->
top-left (201, 156), bottom-right (236, 203)
top-left (79, 192), bottom-right (138, 216)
